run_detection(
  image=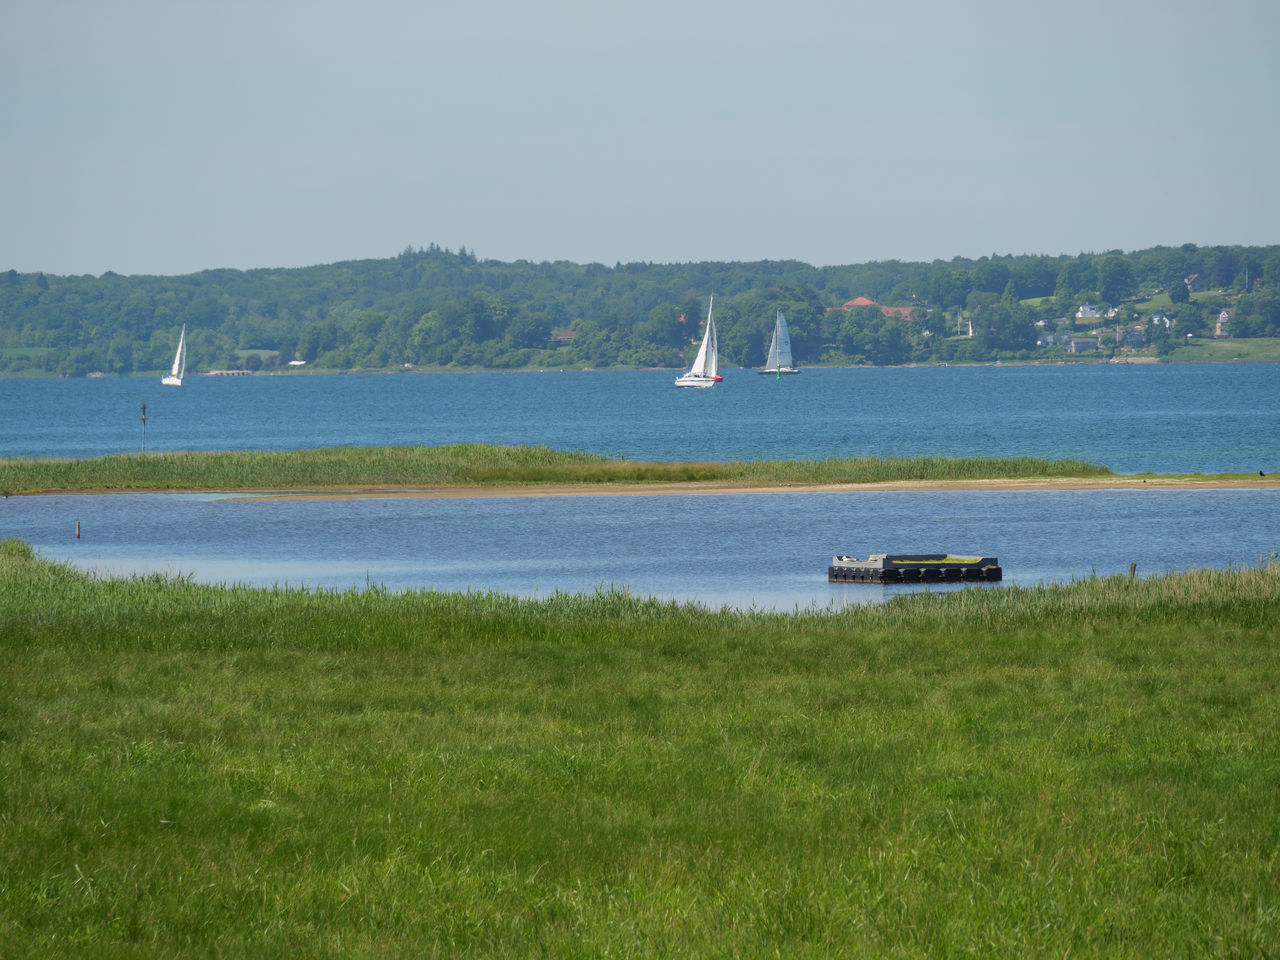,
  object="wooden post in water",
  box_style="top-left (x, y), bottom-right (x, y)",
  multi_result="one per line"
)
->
top-left (1128, 562), bottom-right (1137, 581)
top-left (76, 520), bottom-right (80, 539)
